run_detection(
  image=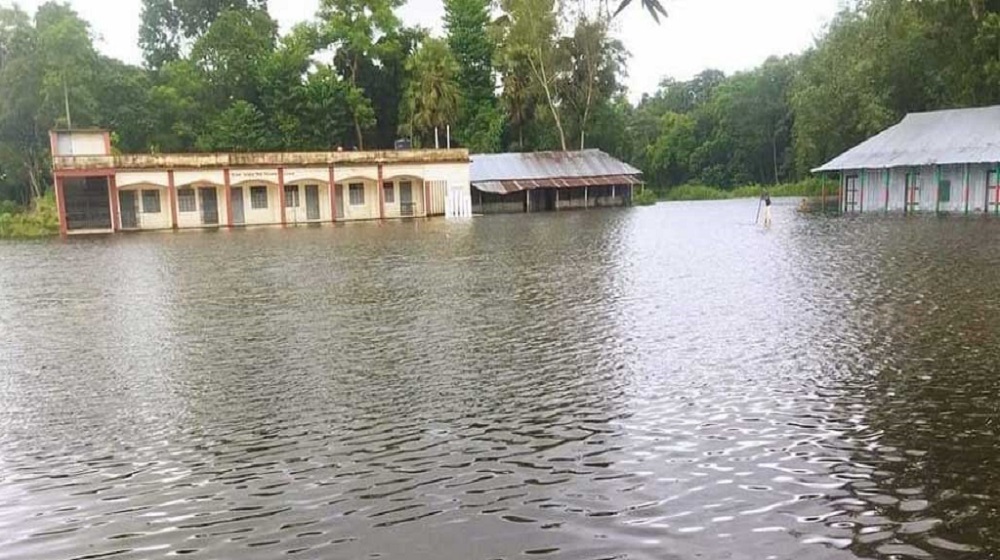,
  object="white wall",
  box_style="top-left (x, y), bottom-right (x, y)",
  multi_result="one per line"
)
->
top-left (175, 185), bottom-right (227, 229)
top-left (379, 176), bottom-right (425, 218)
top-left (118, 171), bottom-right (169, 188)
top-left (54, 131), bottom-right (108, 156)
top-left (119, 185), bottom-right (172, 230)
top-left (283, 182), bottom-right (332, 224)
top-left (234, 184), bottom-right (279, 226)
top-left (338, 179), bottom-right (380, 220)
